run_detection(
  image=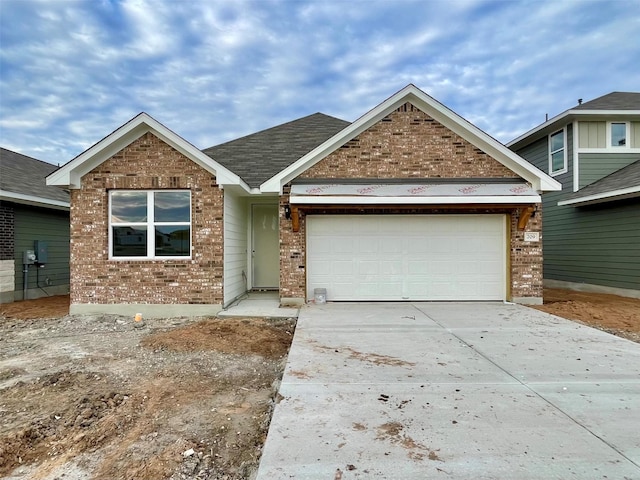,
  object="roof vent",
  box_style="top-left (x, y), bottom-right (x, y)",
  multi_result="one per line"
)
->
top-left (578, 98), bottom-right (583, 105)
